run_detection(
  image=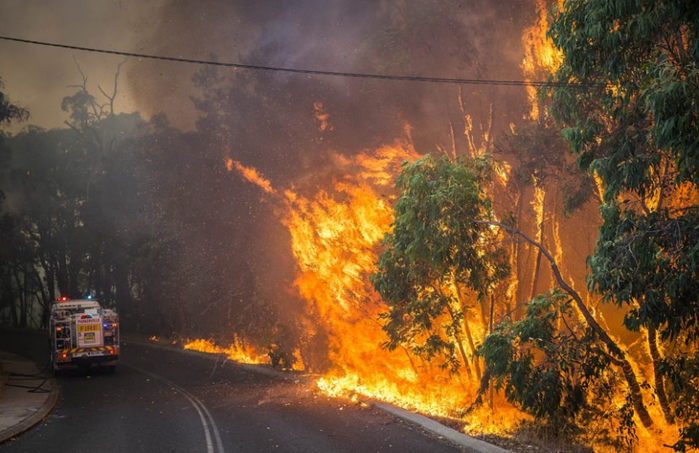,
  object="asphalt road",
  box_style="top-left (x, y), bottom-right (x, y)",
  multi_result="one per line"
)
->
top-left (0, 330), bottom-right (469, 453)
